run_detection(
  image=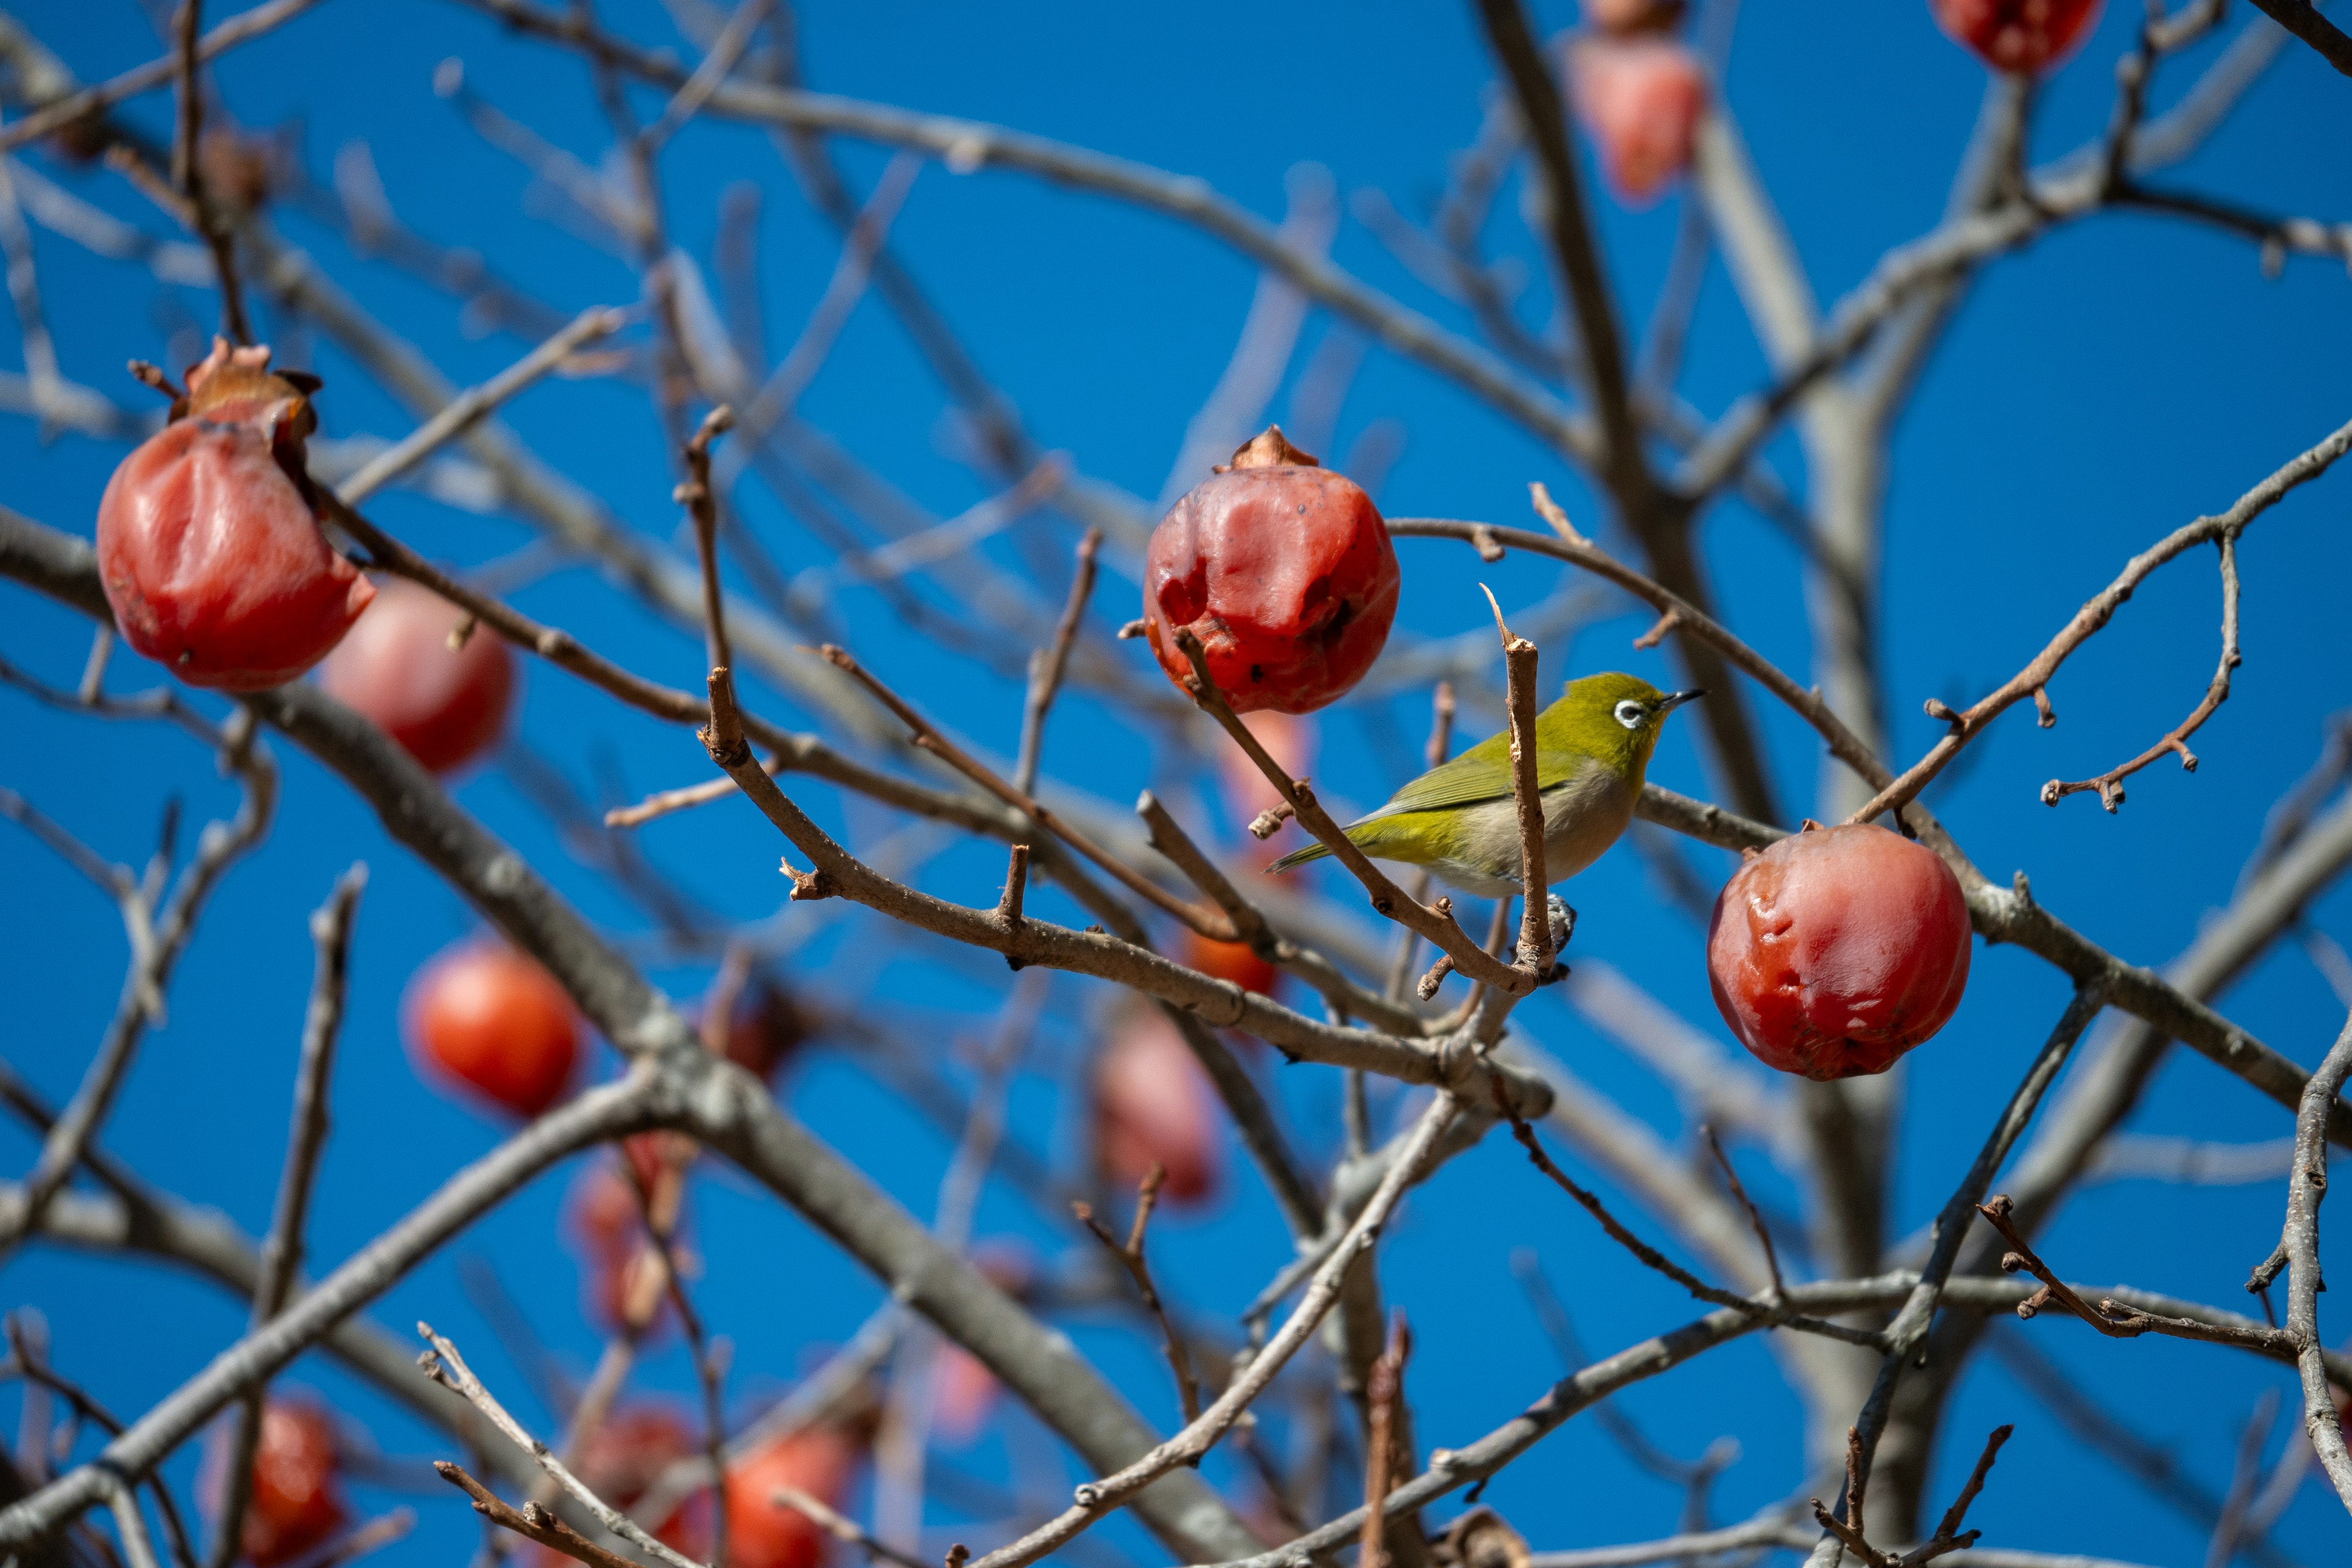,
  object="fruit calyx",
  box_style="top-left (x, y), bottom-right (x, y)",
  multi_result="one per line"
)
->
top-left (1217, 424), bottom-right (1319, 473)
